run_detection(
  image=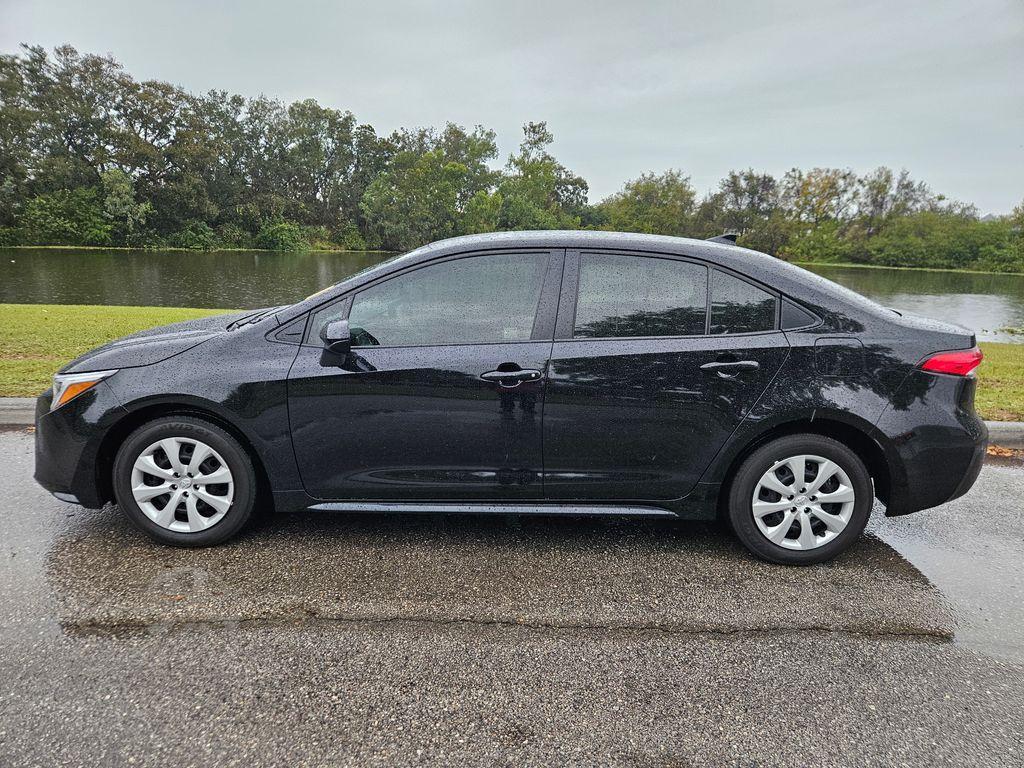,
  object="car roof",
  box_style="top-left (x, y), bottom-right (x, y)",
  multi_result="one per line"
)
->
top-left (410, 230), bottom-right (747, 262)
top-left (362, 230), bottom-right (791, 286)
